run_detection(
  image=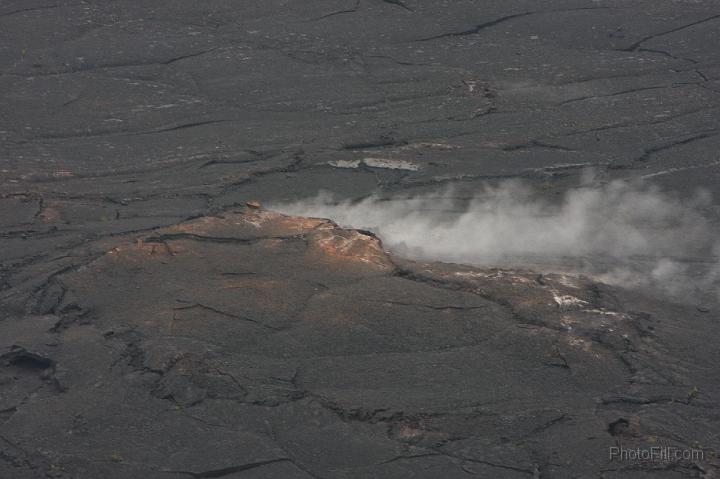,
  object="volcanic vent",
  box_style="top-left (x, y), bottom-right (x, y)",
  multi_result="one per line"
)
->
top-left (3, 204), bottom-right (717, 477)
